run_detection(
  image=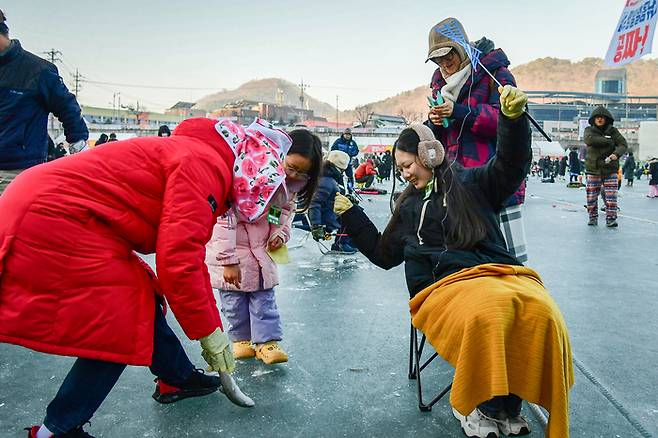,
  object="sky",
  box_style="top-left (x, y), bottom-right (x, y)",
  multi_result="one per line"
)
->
top-left (6, 0), bottom-right (638, 112)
